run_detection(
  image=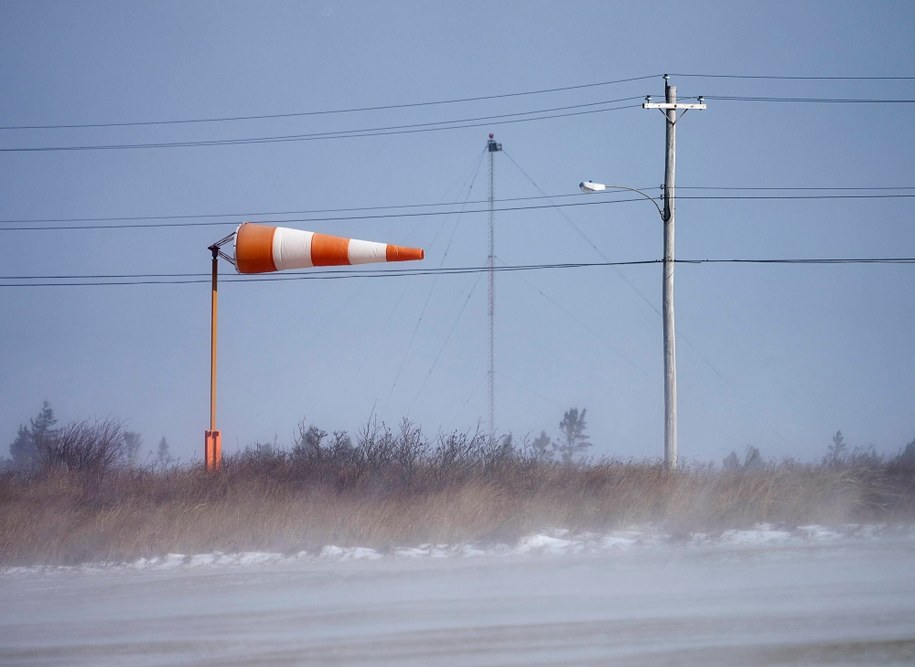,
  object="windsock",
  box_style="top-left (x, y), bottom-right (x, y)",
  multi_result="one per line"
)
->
top-left (234, 222), bottom-right (424, 274)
